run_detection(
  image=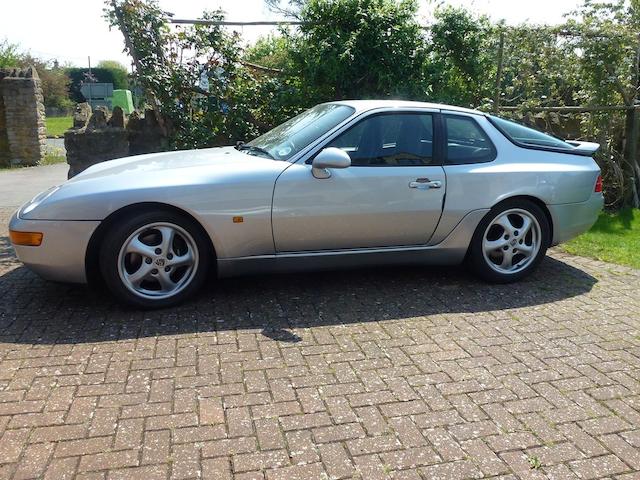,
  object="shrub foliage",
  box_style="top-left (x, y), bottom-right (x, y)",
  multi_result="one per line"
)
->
top-left (105, 0), bottom-right (640, 207)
